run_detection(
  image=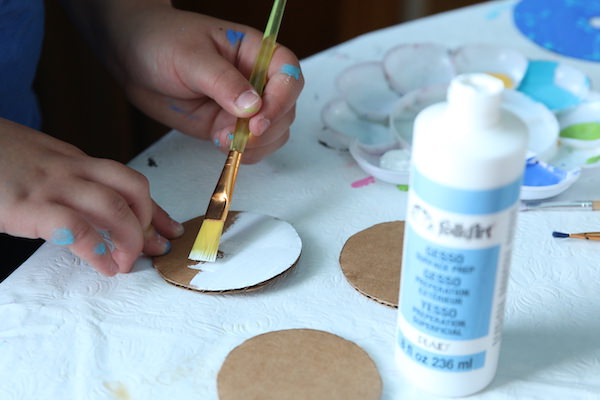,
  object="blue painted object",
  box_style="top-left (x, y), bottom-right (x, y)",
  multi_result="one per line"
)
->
top-left (523, 157), bottom-right (566, 187)
top-left (517, 60), bottom-right (585, 111)
top-left (514, 0), bottom-right (600, 62)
